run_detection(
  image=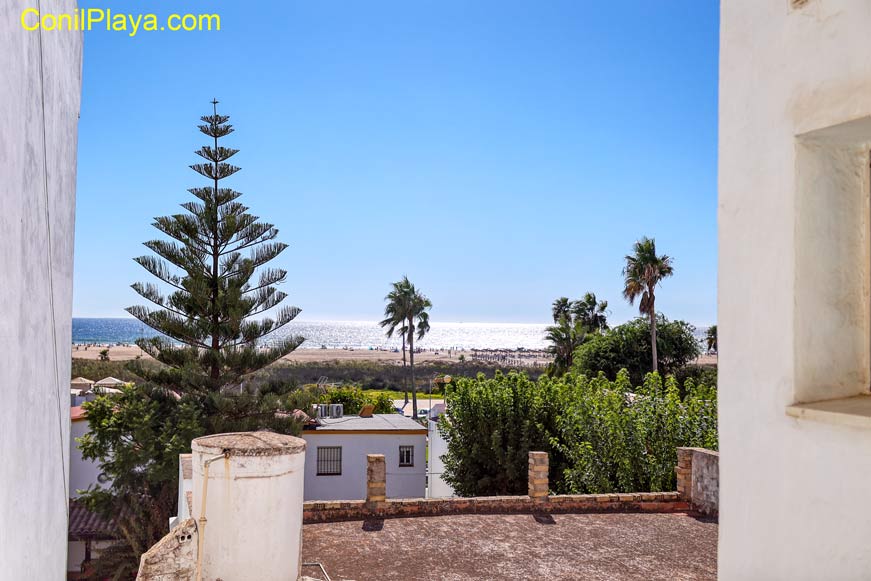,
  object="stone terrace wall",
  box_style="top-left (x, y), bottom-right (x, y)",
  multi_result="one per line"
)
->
top-left (303, 492), bottom-right (689, 523)
top-left (676, 447), bottom-right (719, 516)
top-left (305, 451), bottom-right (691, 524)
